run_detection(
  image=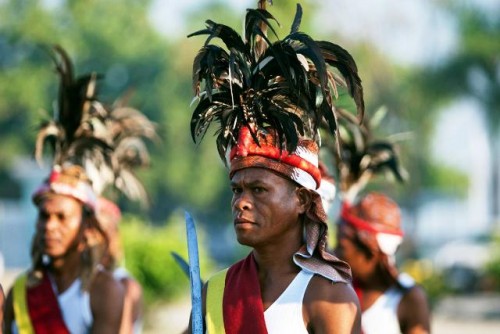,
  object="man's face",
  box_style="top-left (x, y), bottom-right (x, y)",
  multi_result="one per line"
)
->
top-left (335, 224), bottom-right (376, 280)
top-left (230, 167), bottom-right (304, 248)
top-left (36, 194), bottom-right (84, 259)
